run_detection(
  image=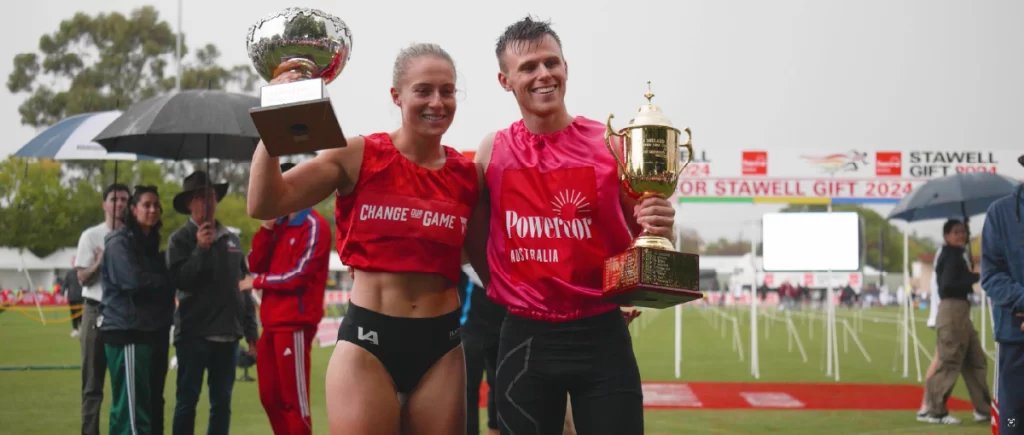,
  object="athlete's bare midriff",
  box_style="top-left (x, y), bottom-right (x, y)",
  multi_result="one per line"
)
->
top-left (348, 270), bottom-right (460, 318)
